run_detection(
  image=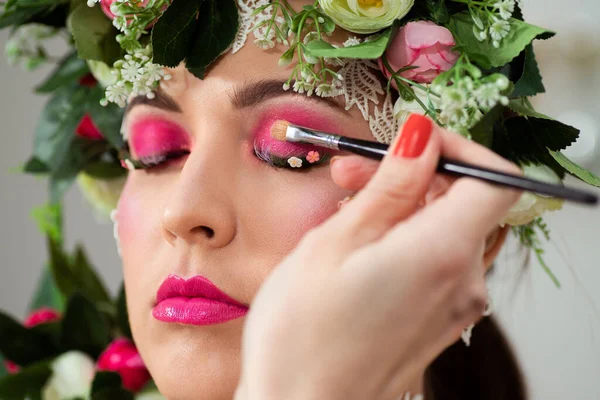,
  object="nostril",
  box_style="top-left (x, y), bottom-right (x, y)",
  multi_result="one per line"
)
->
top-left (192, 226), bottom-right (215, 239)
